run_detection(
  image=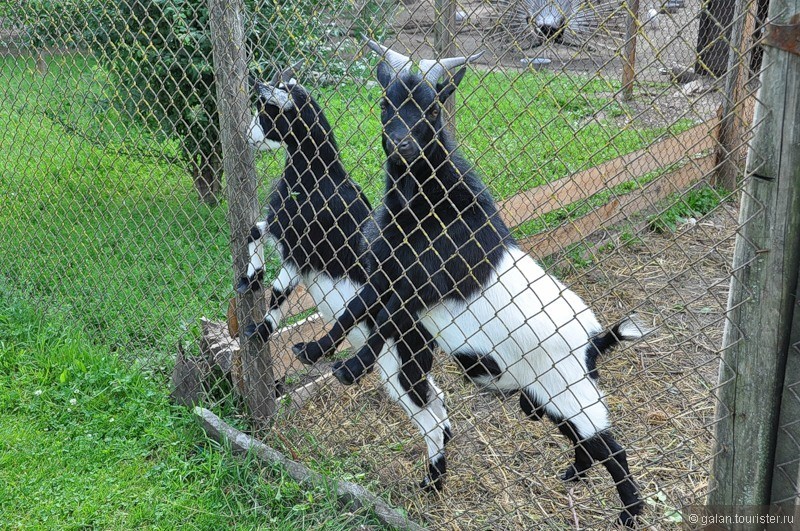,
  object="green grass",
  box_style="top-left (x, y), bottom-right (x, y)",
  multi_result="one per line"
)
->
top-left (0, 54), bottom-right (234, 363)
top-left (0, 284), bottom-right (384, 529)
top-left (314, 70), bottom-right (689, 203)
top-left (648, 185), bottom-right (727, 233)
